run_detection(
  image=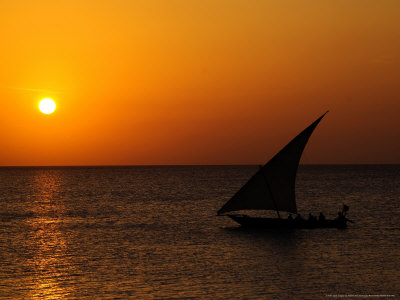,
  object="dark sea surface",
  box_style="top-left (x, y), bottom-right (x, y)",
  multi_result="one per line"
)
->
top-left (0, 165), bottom-right (399, 299)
